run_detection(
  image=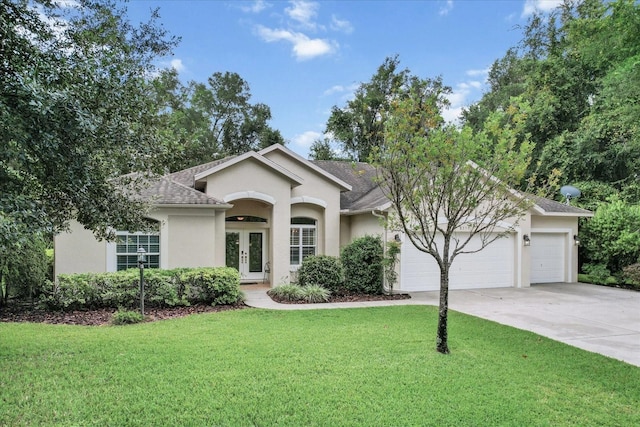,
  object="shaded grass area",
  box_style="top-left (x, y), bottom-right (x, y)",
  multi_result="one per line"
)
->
top-left (1, 306), bottom-right (638, 426)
